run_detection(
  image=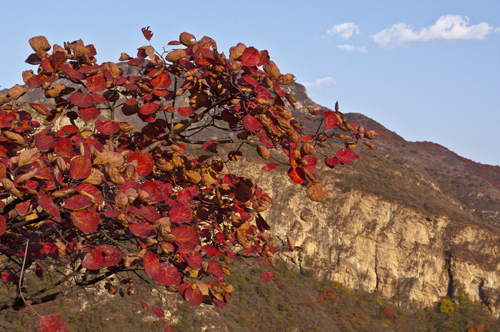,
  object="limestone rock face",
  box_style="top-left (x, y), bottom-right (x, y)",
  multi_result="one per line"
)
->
top-left (230, 159), bottom-right (500, 317)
